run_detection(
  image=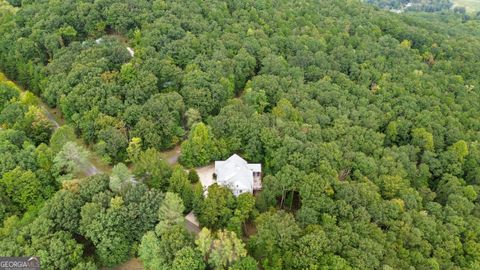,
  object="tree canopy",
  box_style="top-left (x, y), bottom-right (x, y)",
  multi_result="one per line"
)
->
top-left (0, 0), bottom-right (480, 269)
